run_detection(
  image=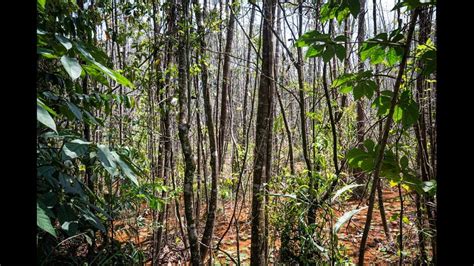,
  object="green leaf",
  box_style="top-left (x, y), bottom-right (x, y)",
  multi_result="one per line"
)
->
top-left (79, 206), bottom-right (106, 232)
top-left (331, 184), bottom-right (364, 203)
top-left (386, 48), bottom-right (402, 66)
top-left (346, 148), bottom-right (375, 171)
top-left (322, 45), bottom-right (335, 63)
top-left (38, 0), bottom-right (46, 9)
top-left (402, 102), bottom-right (419, 128)
top-left (62, 139), bottom-right (91, 160)
top-left (353, 80), bottom-right (376, 100)
top-left (37, 203), bottom-right (57, 237)
top-left (37, 105), bottom-right (57, 133)
top-left (66, 101), bottom-right (83, 121)
top-left (400, 156), bottom-right (409, 169)
top-left (60, 55), bottom-right (82, 80)
top-left (55, 34), bottom-right (72, 50)
top-left (37, 98), bottom-right (57, 116)
top-left (111, 151), bottom-right (139, 186)
top-left (393, 105), bottom-right (403, 122)
top-left (37, 47), bottom-right (58, 59)
top-left (371, 90), bottom-right (393, 116)
top-left (82, 64), bottom-right (110, 87)
top-left (75, 42), bottom-right (95, 61)
top-left (363, 139), bottom-right (375, 152)
top-left (422, 180), bottom-right (436, 196)
top-left (306, 45), bottom-right (324, 58)
top-left (97, 144), bottom-right (118, 176)
top-left (59, 174), bottom-right (84, 196)
top-left (93, 61), bottom-right (134, 89)
top-left (333, 207), bottom-right (367, 234)
top-left (346, 0), bottom-right (361, 17)
top-left (335, 44), bottom-right (346, 61)
top-left (295, 30), bottom-right (329, 47)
